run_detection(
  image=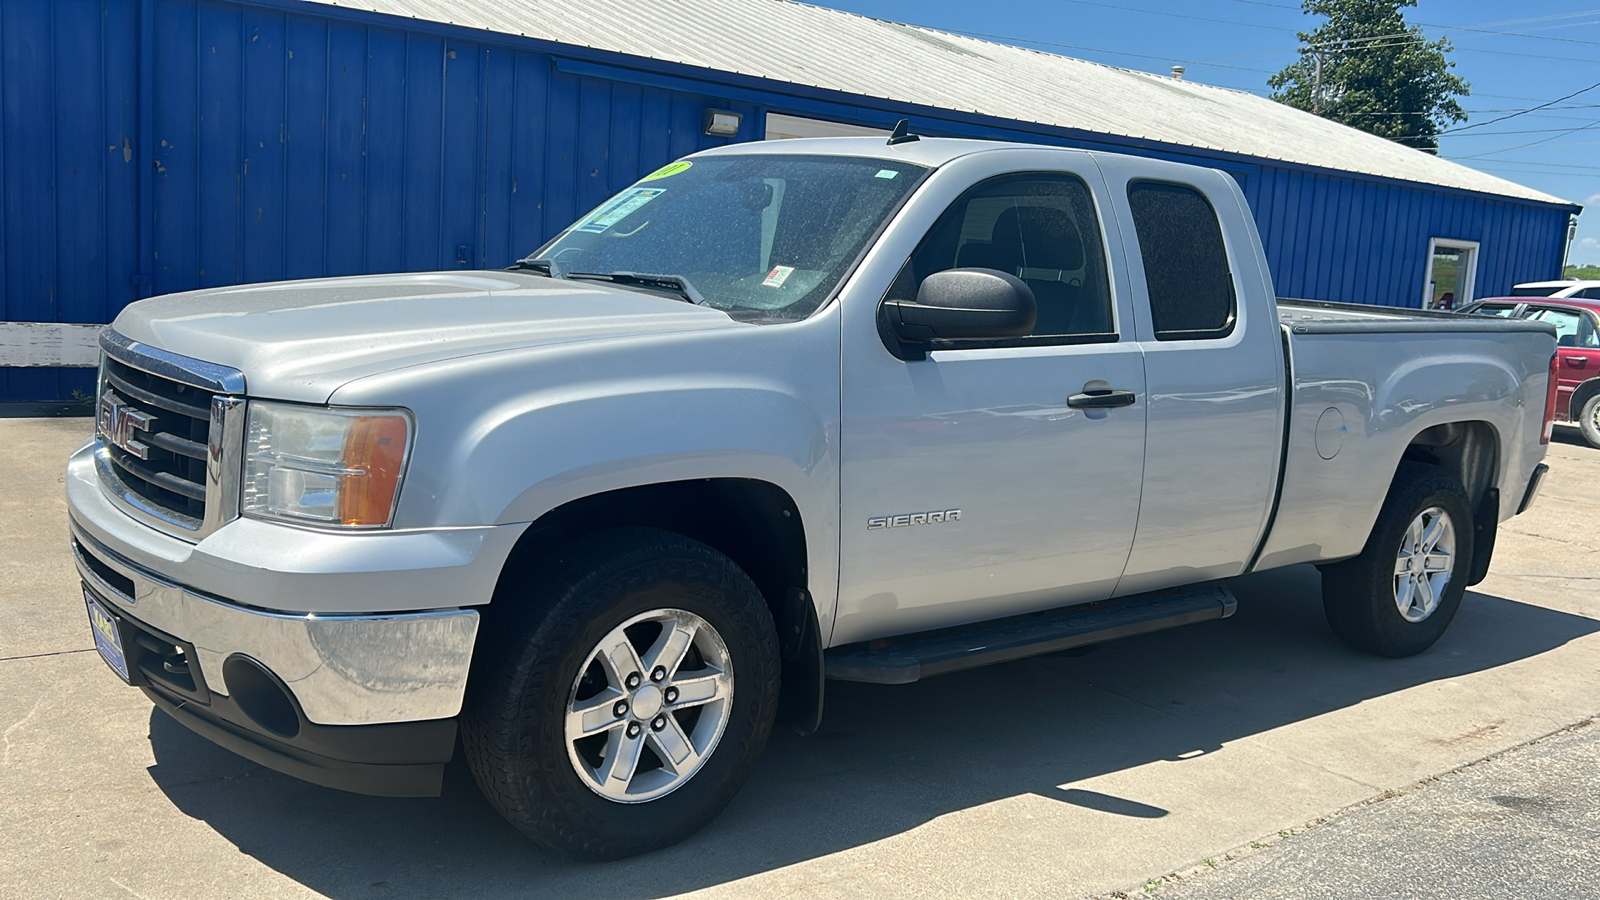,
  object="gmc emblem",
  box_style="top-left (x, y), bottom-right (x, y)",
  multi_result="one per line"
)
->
top-left (98, 394), bottom-right (156, 460)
